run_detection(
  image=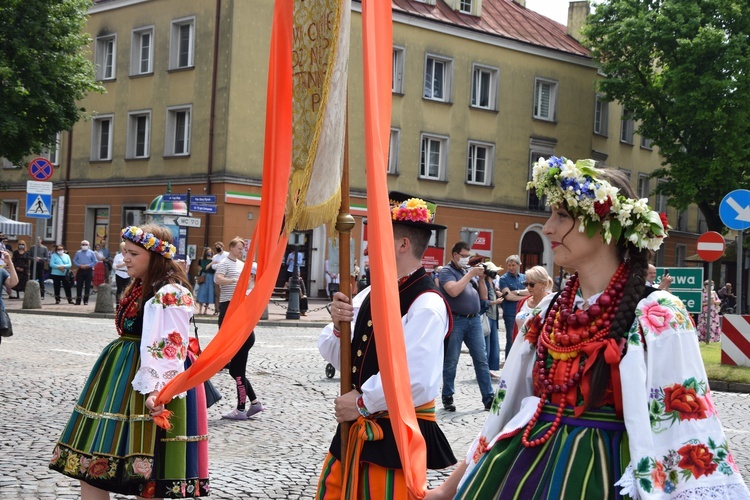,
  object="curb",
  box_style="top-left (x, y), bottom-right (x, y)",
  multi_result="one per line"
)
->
top-left (707, 379), bottom-right (750, 394)
top-left (7, 308), bottom-right (328, 329)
